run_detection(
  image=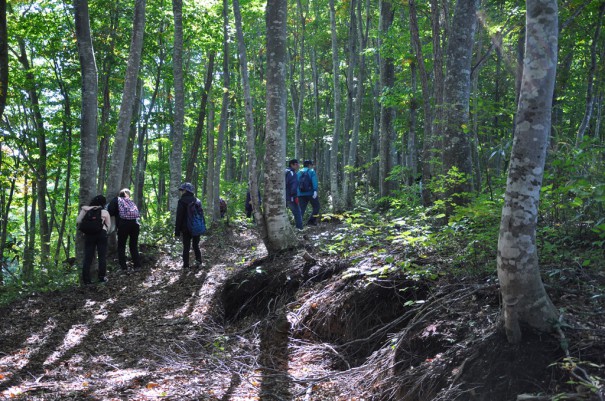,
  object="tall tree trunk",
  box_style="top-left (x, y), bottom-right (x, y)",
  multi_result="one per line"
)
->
top-left (343, 0), bottom-right (369, 208)
top-left (205, 103), bottom-right (215, 209)
top-left (106, 0), bottom-right (146, 199)
top-left (409, 0), bottom-right (434, 203)
top-left (185, 51), bottom-right (215, 182)
top-left (169, 0), bottom-right (185, 221)
top-left (17, 40), bottom-right (51, 263)
top-left (329, 0), bottom-right (343, 211)
top-left (576, 2), bottom-right (605, 146)
top-left (74, 0), bottom-right (99, 280)
top-left (378, 0), bottom-right (395, 198)
top-left (233, 0), bottom-right (265, 234)
top-left (211, 0), bottom-right (231, 221)
top-left (442, 0), bottom-right (478, 209)
top-left (0, 0), bottom-right (7, 122)
top-left (264, 0), bottom-right (298, 253)
top-left (96, 4), bottom-right (119, 193)
top-left (497, 0), bottom-right (559, 344)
